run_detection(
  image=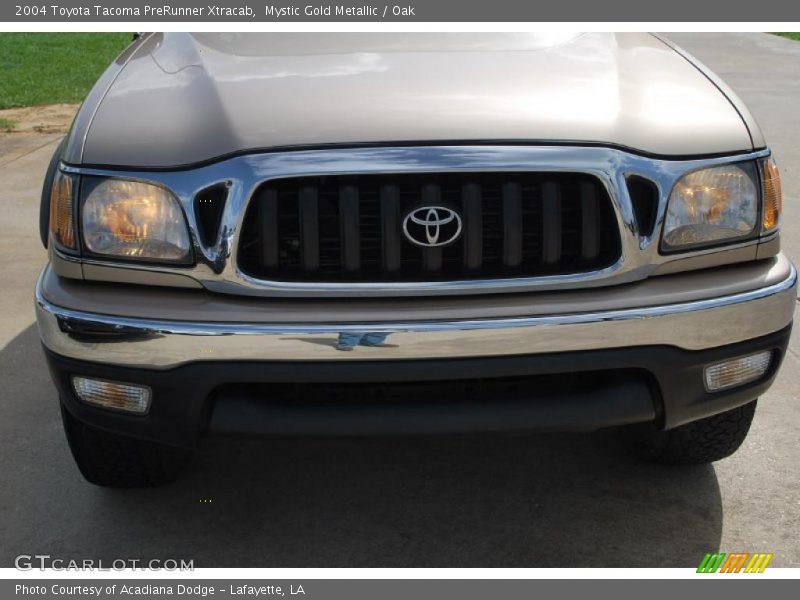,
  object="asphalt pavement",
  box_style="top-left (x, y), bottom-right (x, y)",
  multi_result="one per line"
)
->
top-left (0, 33), bottom-right (798, 568)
